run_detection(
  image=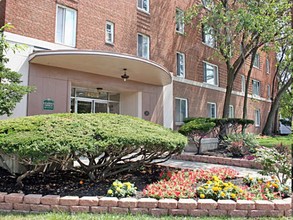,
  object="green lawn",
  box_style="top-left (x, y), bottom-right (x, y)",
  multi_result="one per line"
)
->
top-left (0, 213), bottom-right (291, 220)
top-left (257, 135), bottom-right (292, 148)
